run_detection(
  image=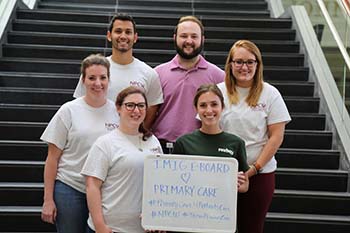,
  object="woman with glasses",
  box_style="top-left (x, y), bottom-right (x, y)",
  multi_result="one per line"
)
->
top-left (40, 54), bottom-right (119, 233)
top-left (218, 40), bottom-right (291, 233)
top-left (82, 86), bottom-right (163, 233)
